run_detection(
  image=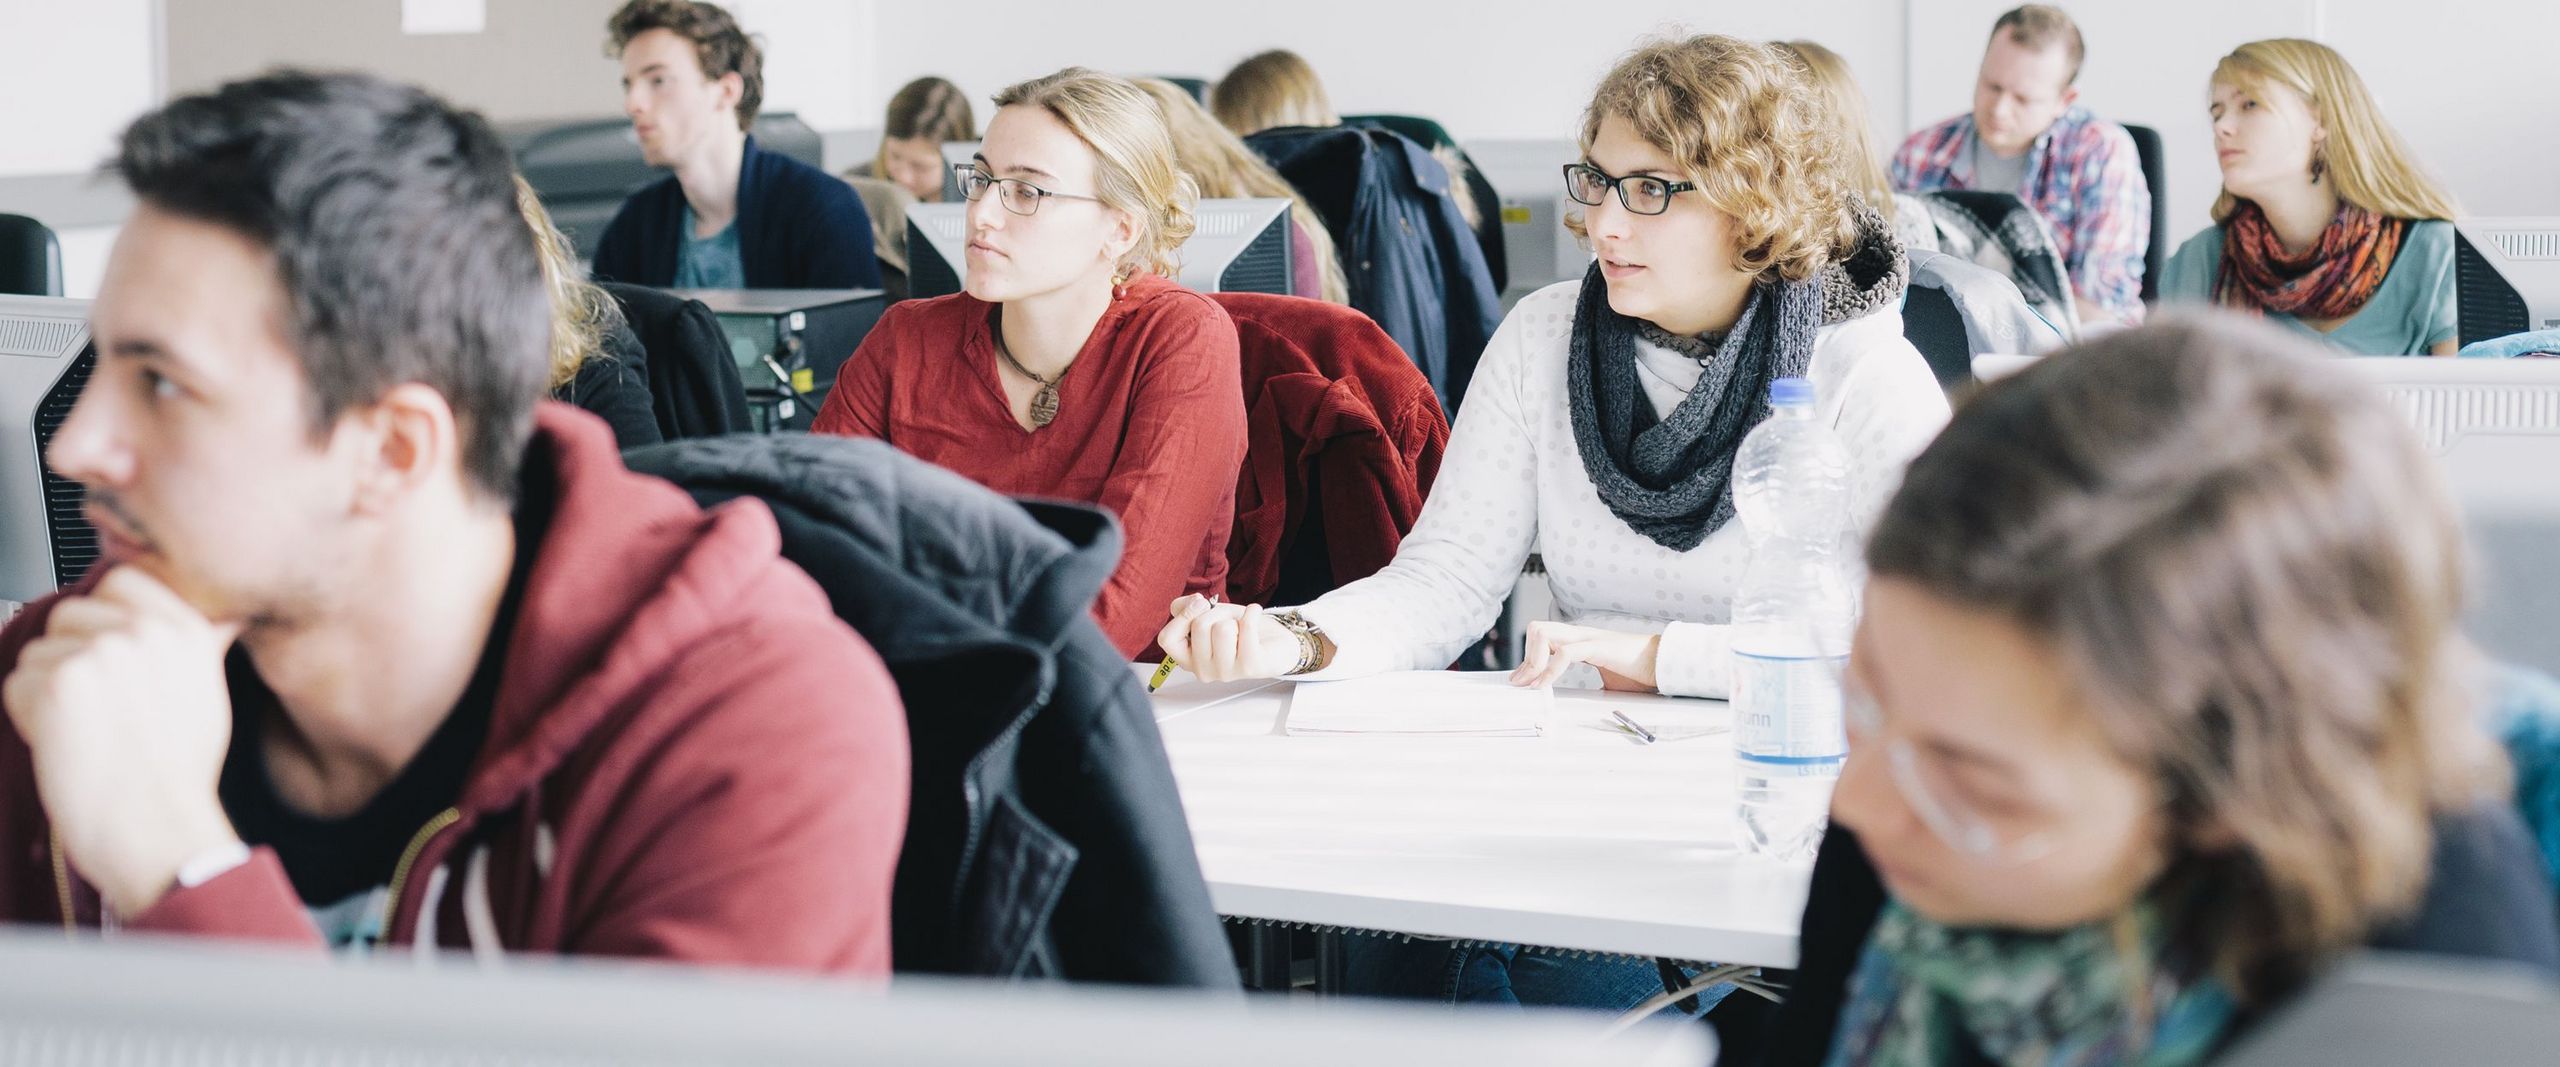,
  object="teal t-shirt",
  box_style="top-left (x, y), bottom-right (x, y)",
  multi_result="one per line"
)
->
top-left (672, 205), bottom-right (745, 289)
top-left (2156, 218), bottom-right (2457, 355)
